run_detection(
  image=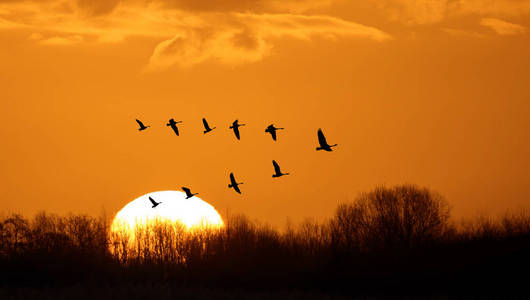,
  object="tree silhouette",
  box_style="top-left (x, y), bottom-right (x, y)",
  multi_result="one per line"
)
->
top-left (331, 184), bottom-right (451, 252)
